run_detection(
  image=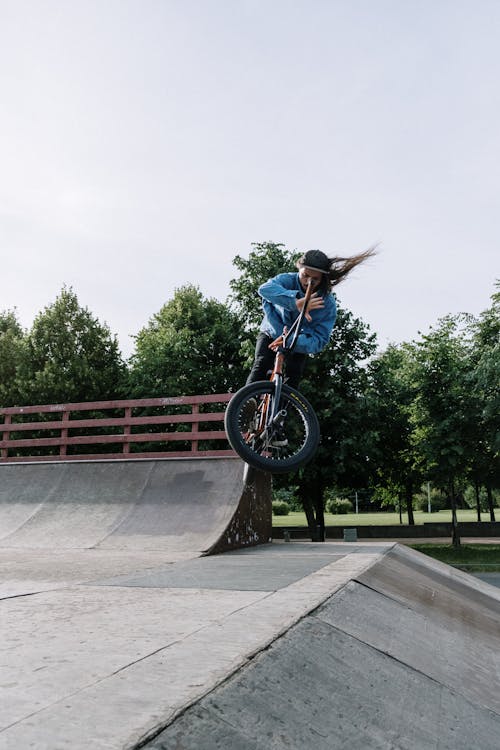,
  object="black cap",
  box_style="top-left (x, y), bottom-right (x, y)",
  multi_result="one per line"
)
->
top-left (301, 249), bottom-right (330, 274)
